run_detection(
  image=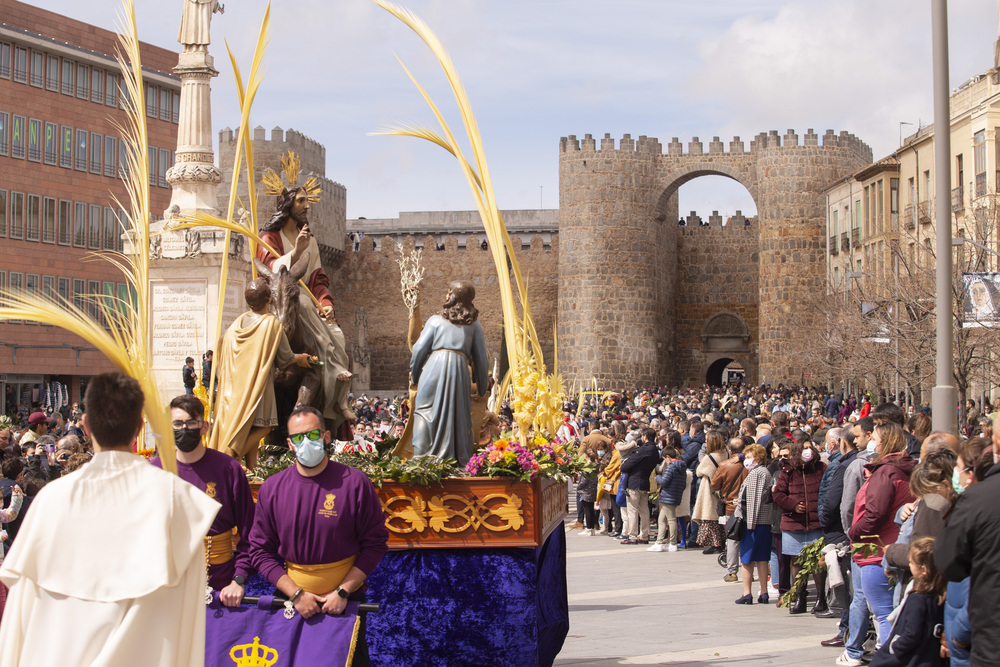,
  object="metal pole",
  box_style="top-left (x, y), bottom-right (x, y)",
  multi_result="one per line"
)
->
top-left (932, 0), bottom-right (958, 434)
